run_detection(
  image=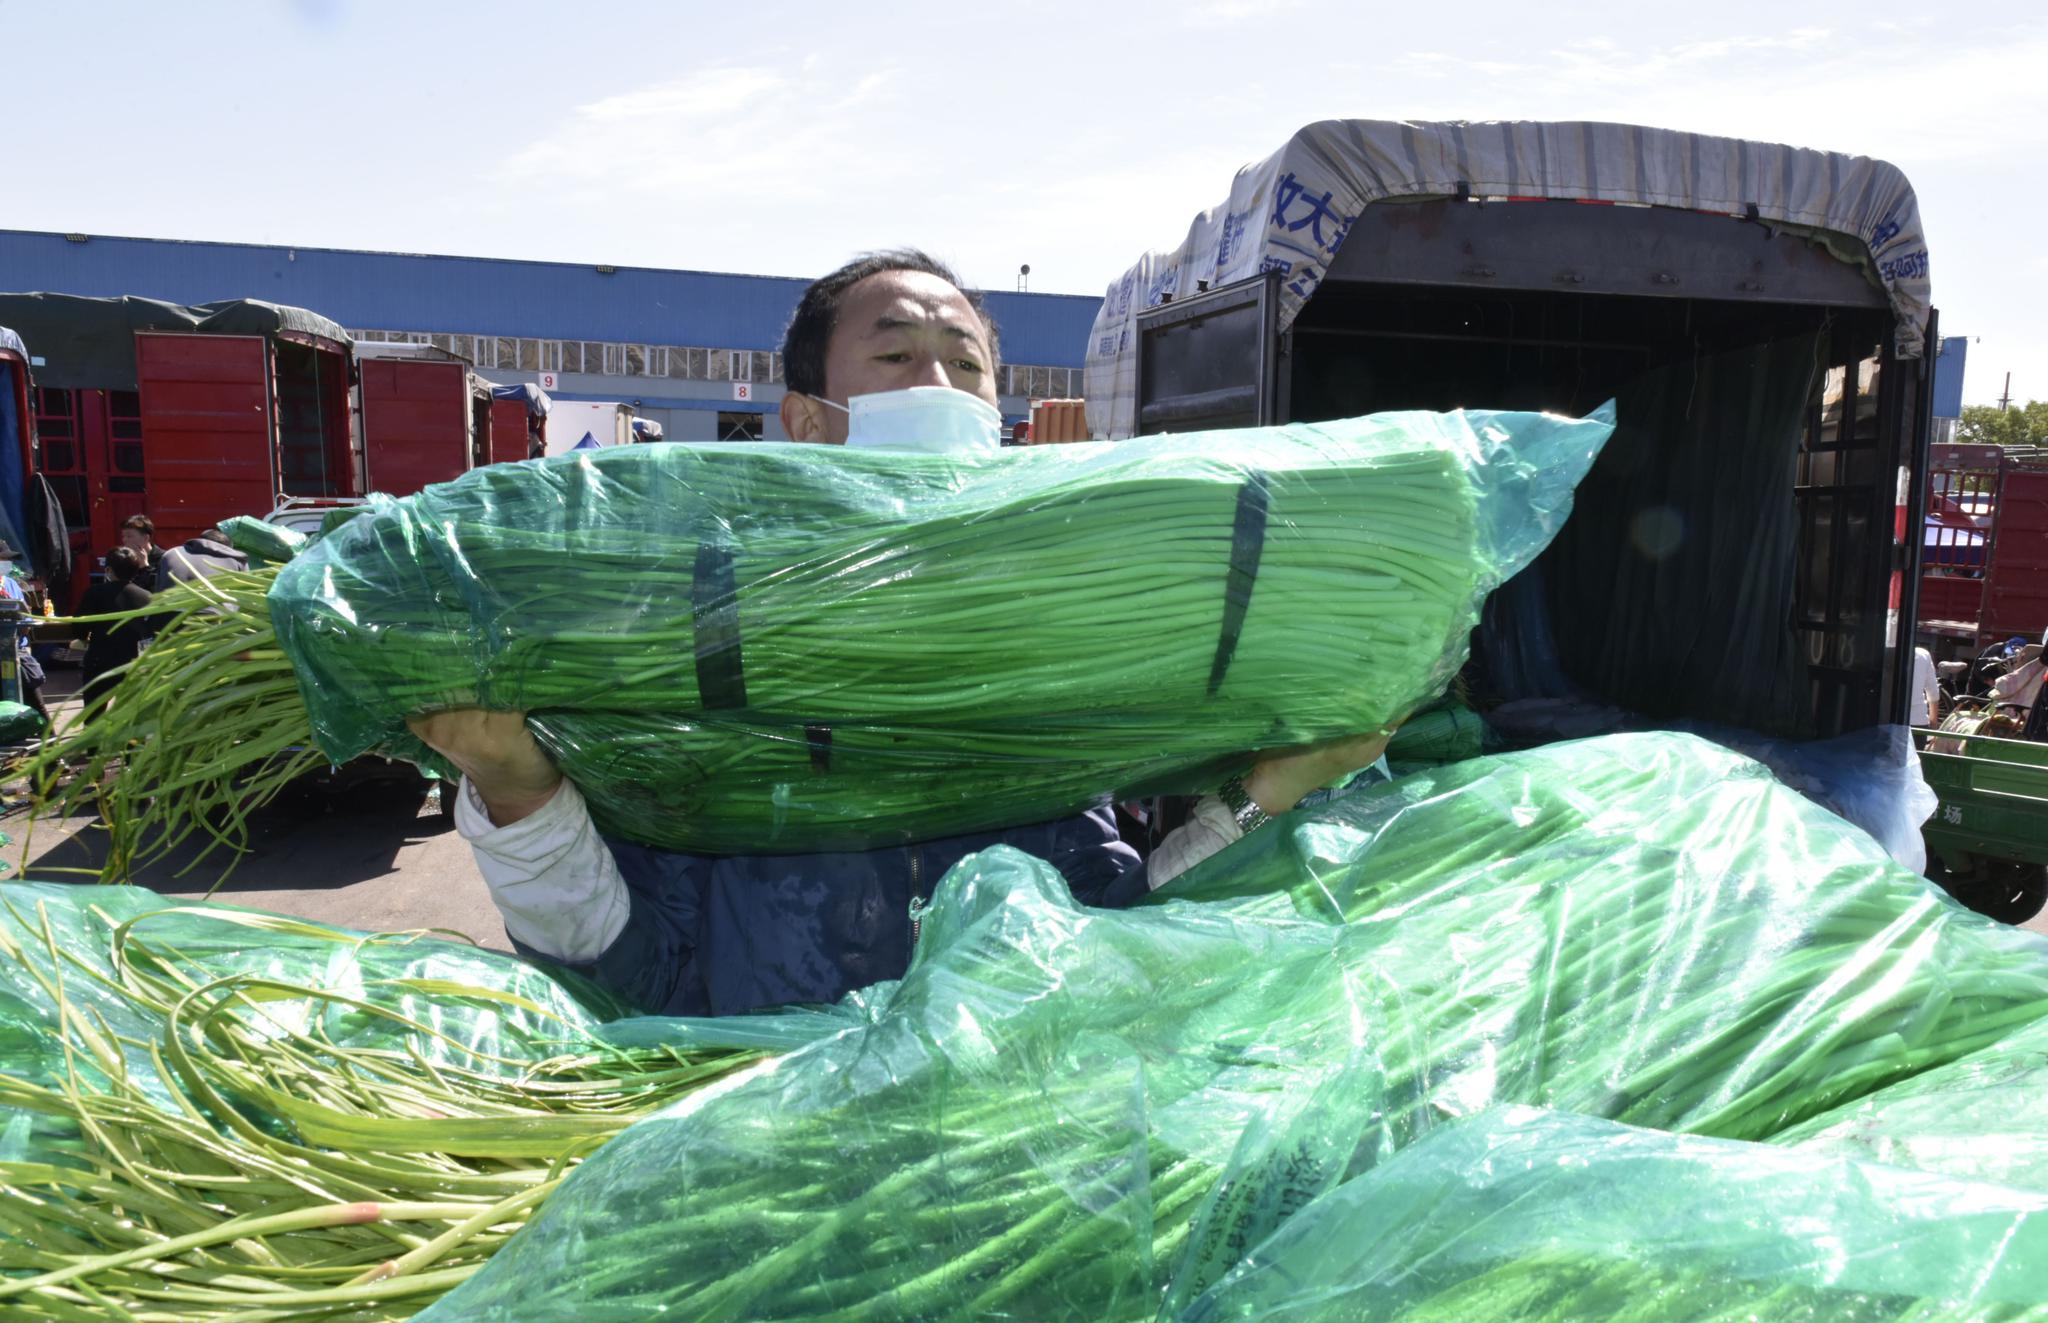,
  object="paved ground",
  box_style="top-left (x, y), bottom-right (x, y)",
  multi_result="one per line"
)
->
top-left (0, 668), bottom-right (510, 950)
